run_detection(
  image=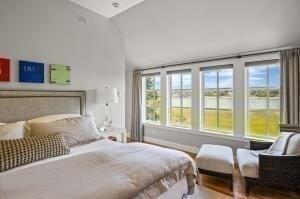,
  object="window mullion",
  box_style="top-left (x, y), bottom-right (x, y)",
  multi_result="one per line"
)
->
top-left (266, 66), bottom-right (270, 137)
top-left (180, 74), bottom-right (183, 125)
top-left (201, 73), bottom-right (204, 129)
top-left (170, 76), bottom-right (172, 124)
top-left (217, 71), bottom-right (220, 130)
